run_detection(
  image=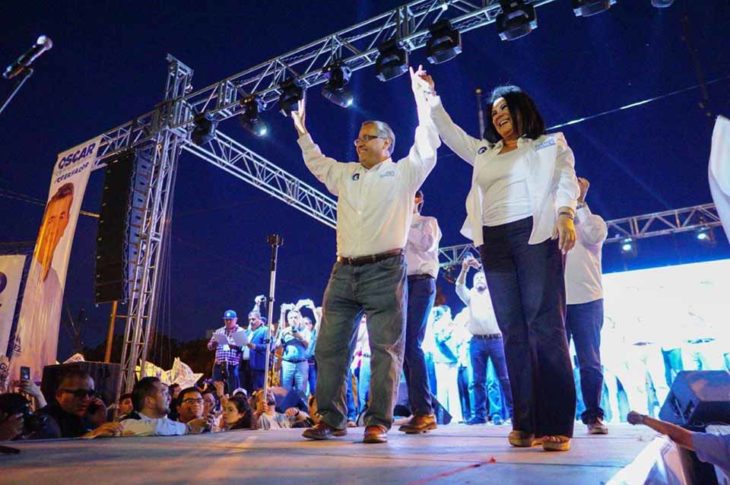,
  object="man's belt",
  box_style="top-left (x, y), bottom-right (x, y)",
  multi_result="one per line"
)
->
top-left (472, 333), bottom-right (502, 340)
top-left (408, 273), bottom-right (434, 281)
top-left (337, 248), bottom-right (403, 266)
top-left (284, 358), bottom-right (307, 364)
top-left (215, 362), bottom-right (239, 366)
